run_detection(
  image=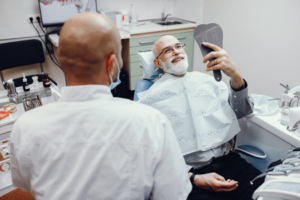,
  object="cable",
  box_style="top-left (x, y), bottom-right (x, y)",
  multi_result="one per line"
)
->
top-left (30, 17), bottom-right (64, 72)
top-left (47, 26), bottom-right (62, 35)
top-left (36, 16), bottom-right (62, 35)
top-left (45, 36), bottom-right (63, 71)
top-left (30, 18), bottom-right (46, 47)
top-left (36, 16), bottom-right (46, 35)
top-left (37, 17), bottom-right (63, 70)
